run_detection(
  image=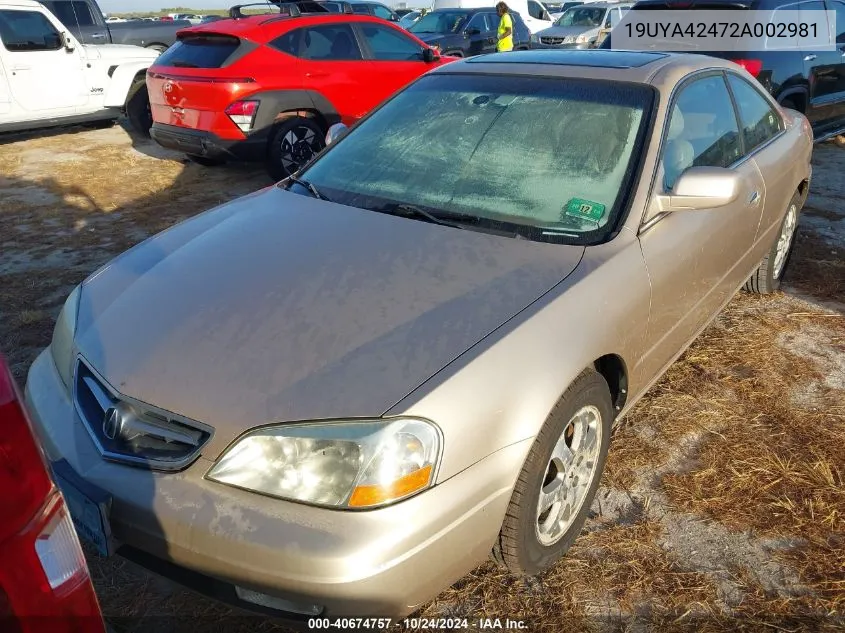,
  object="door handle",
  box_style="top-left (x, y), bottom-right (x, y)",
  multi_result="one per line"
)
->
top-left (91, 32), bottom-right (107, 39)
top-left (749, 190), bottom-right (761, 206)
top-left (305, 72), bottom-right (329, 78)
top-left (11, 64), bottom-right (31, 71)
top-left (803, 54), bottom-right (817, 61)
